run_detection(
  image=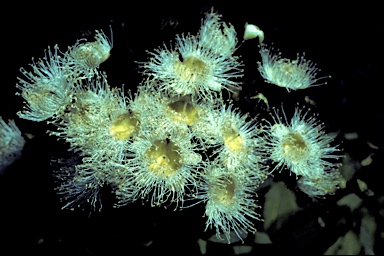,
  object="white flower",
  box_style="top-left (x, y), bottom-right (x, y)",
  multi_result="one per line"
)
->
top-left (16, 45), bottom-right (74, 122)
top-left (263, 106), bottom-right (342, 177)
top-left (64, 28), bottom-right (113, 79)
top-left (49, 75), bottom-right (134, 161)
top-left (196, 161), bottom-right (262, 243)
top-left (297, 168), bottom-right (344, 198)
top-left (198, 8), bottom-right (238, 56)
top-left (116, 121), bottom-right (202, 209)
top-left (257, 44), bottom-right (330, 91)
top-left (0, 117), bottom-right (25, 173)
top-left (140, 12), bottom-right (243, 101)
